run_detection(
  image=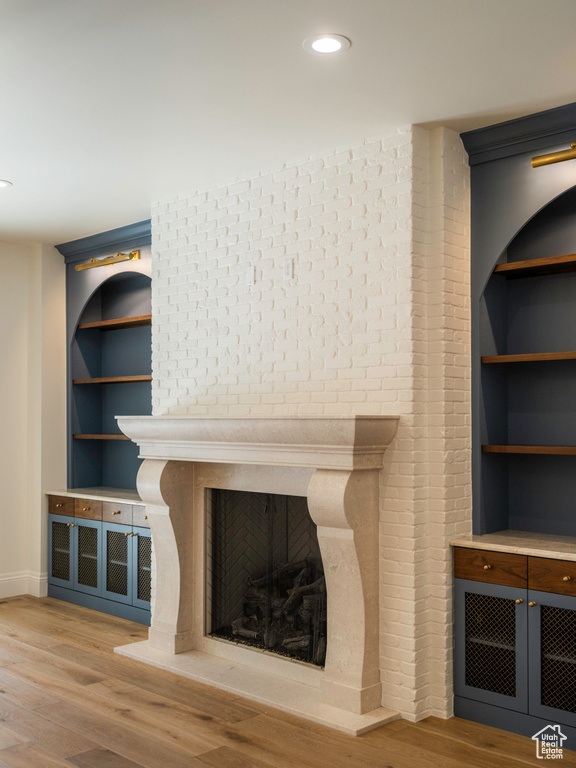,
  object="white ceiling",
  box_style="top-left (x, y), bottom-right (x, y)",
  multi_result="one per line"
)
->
top-left (2, 0), bottom-right (576, 245)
